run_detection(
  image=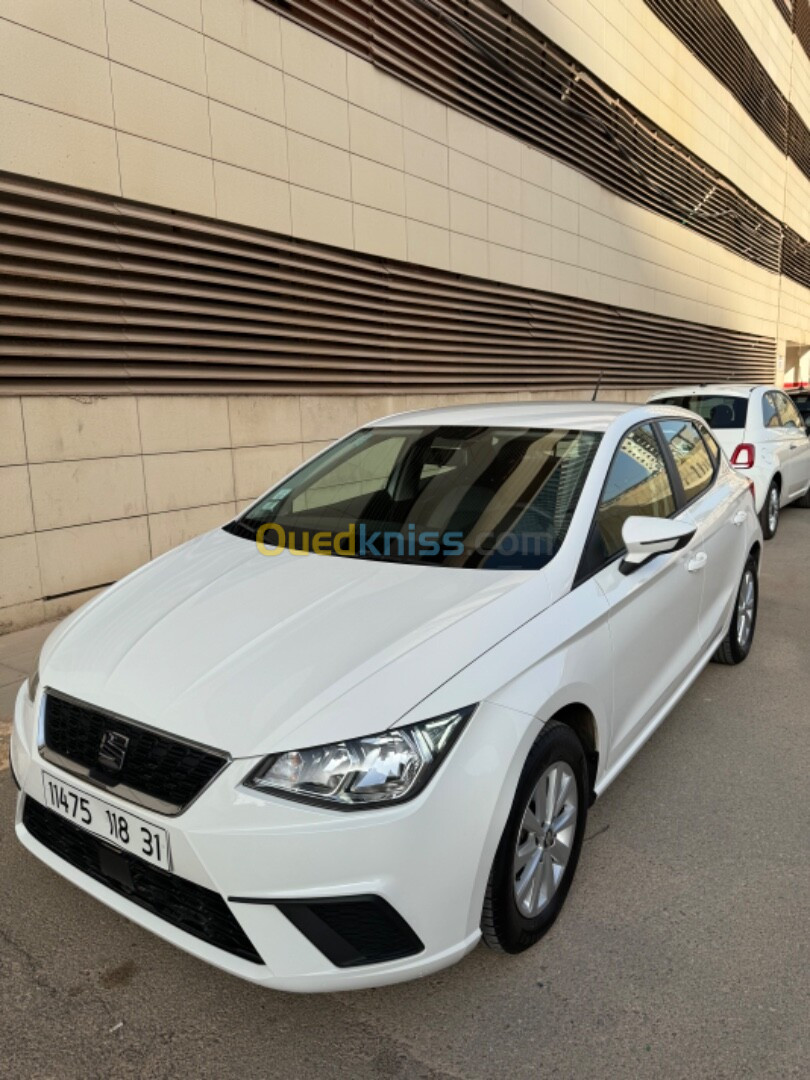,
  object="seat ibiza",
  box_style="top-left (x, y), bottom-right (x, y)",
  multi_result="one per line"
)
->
top-left (11, 402), bottom-right (761, 991)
